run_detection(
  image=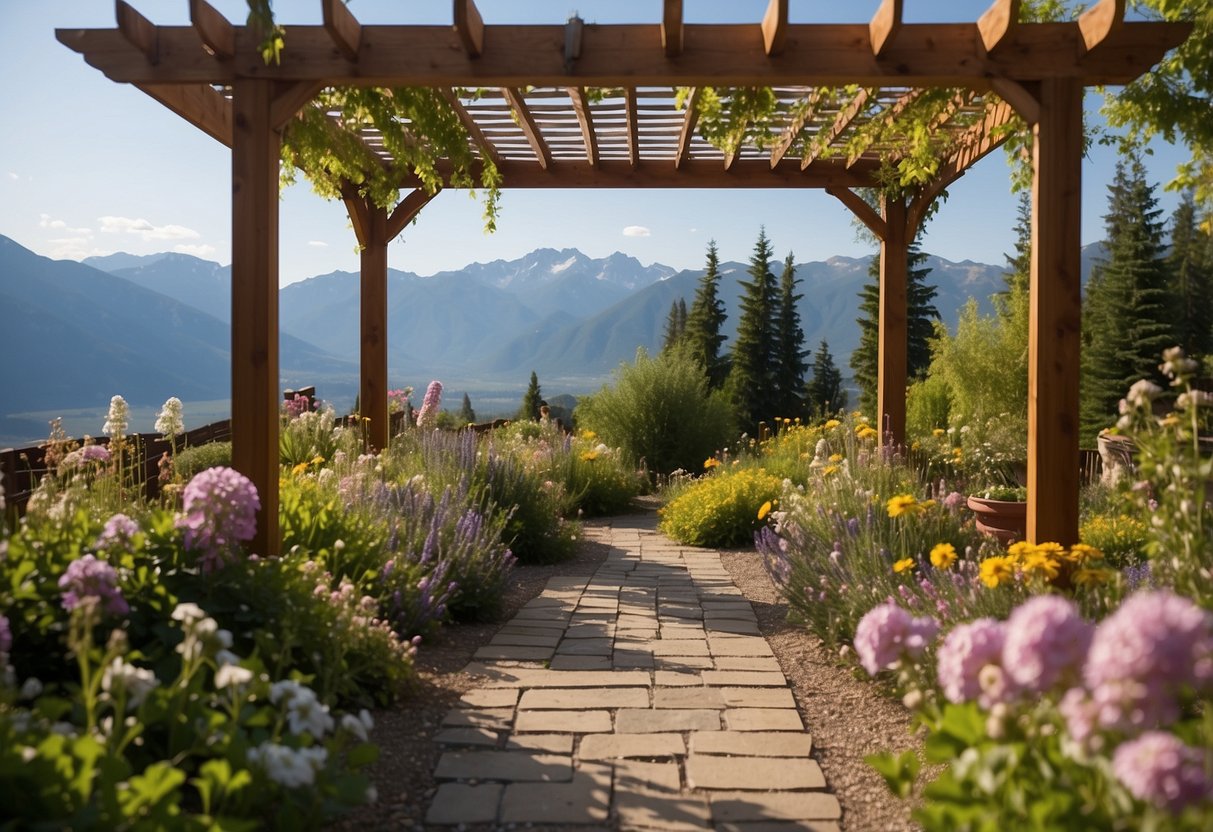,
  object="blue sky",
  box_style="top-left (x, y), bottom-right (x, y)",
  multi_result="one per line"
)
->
top-left (0, 1), bottom-right (1192, 285)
